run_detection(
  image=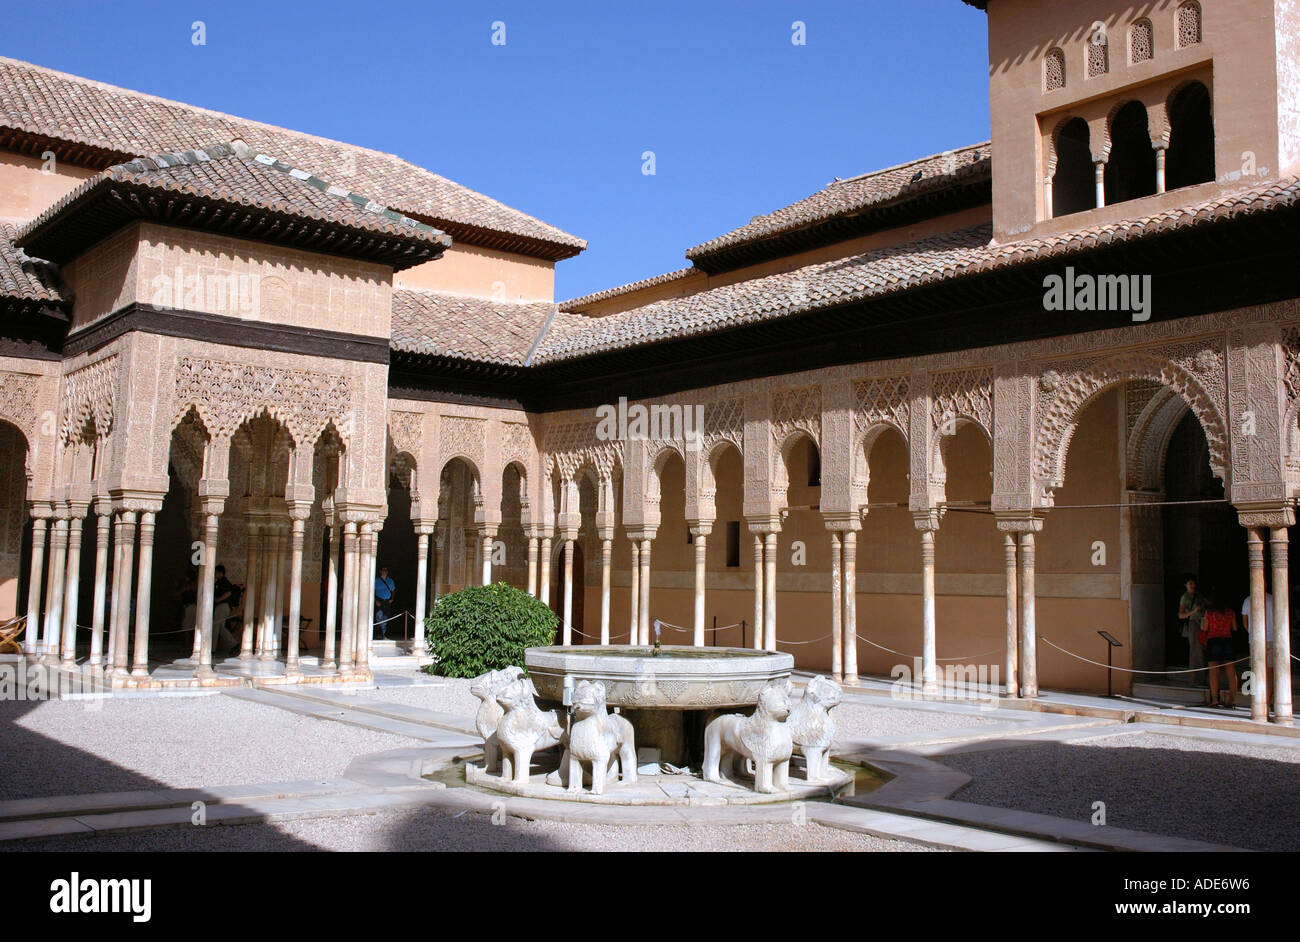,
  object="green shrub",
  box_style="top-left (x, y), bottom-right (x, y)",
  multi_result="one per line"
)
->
top-left (424, 582), bottom-right (557, 677)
